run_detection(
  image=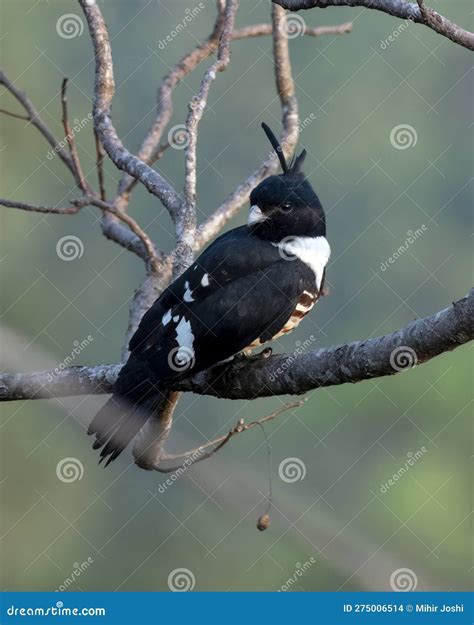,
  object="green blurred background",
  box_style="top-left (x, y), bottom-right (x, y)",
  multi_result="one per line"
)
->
top-left (1, 0), bottom-right (472, 593)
